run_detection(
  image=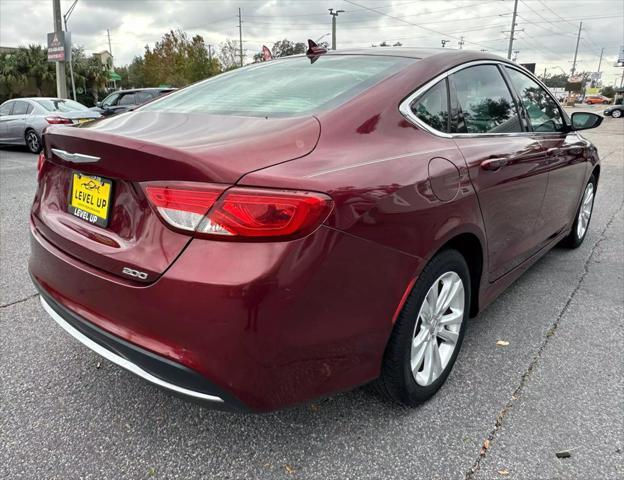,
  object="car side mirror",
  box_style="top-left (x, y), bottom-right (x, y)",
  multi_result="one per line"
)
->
top-left (571, 112), bottom-right (602, 131)
top-left (96, 102), bottom-right (102, 108)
